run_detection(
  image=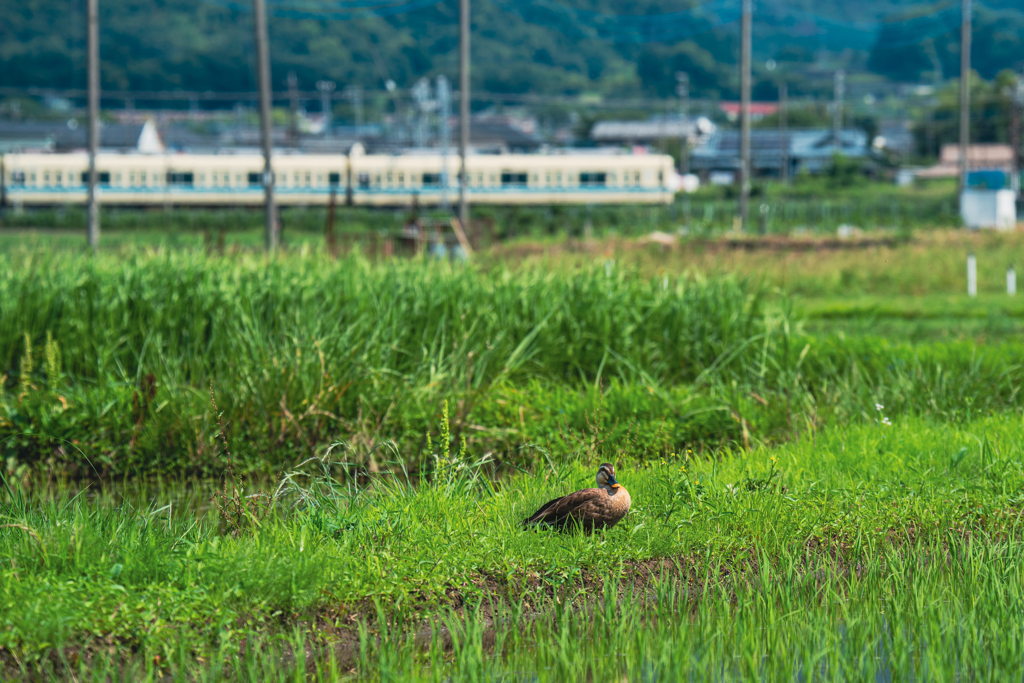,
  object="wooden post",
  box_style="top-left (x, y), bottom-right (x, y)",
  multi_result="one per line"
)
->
top-left (87, 0), bottom-right (100, 250)
top-left (959, 0), bottom-right (972, 196)
top-left (738, 0), bottom-right (752, 231)
top-left (458, 0), bottom-right (470, 231)
top-left (326, 186), bottom-right (337, 254)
